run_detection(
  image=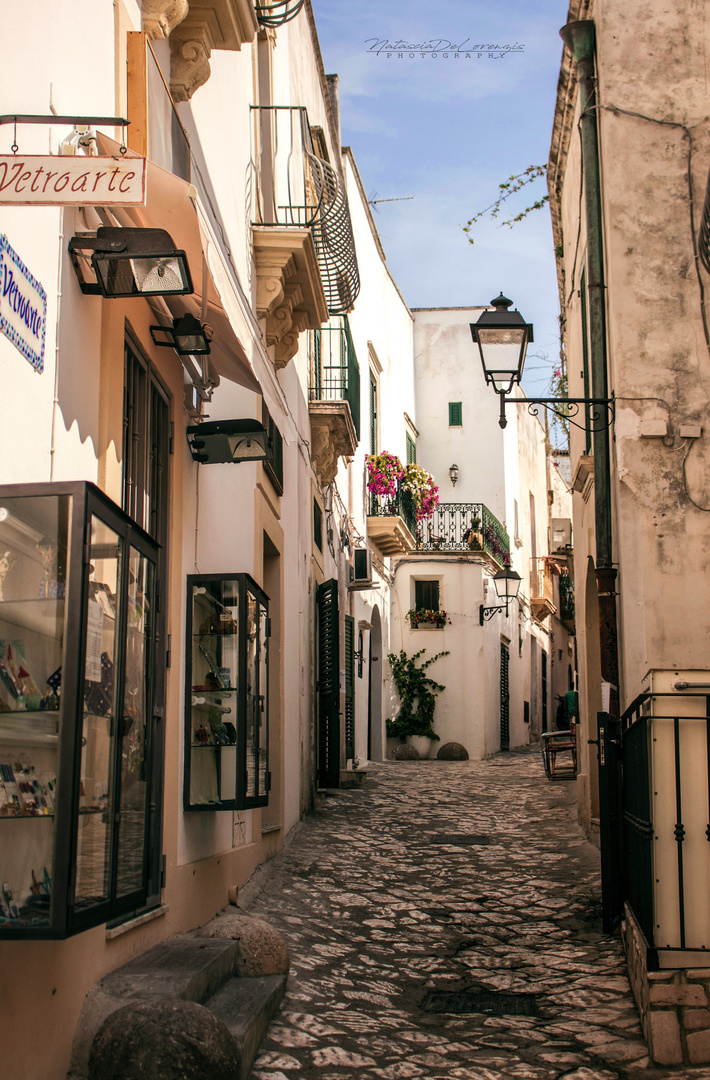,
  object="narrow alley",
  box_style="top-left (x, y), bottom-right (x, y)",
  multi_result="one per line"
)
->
top-left (241, 751), bottom-right (680, 1080)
